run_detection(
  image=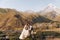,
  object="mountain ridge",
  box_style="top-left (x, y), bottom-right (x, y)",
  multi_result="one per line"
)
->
top-left (39, 4), bottom-right (60, 22)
